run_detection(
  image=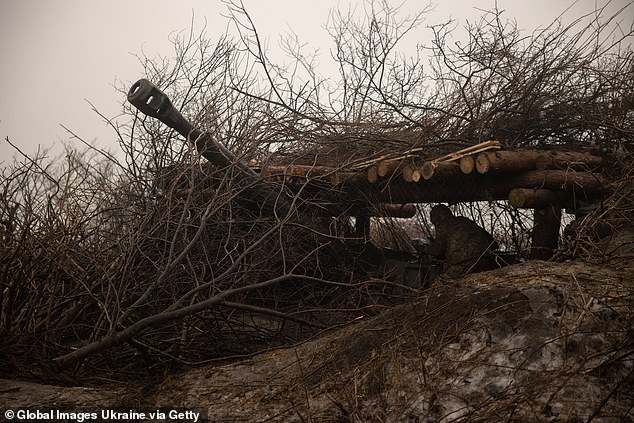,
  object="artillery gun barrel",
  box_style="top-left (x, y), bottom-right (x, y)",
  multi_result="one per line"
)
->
top-left (127, 79), bottom-right (291, 217)
top-left (128, 79), bottom-right (257, 177)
